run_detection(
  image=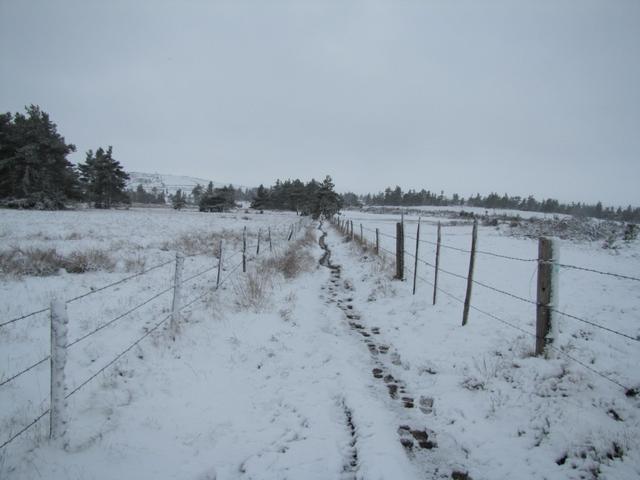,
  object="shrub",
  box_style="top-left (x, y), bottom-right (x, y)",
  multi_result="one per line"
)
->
top-left (233, 271), bottom-right (272, 312)
top-left (0, 247), bottom-right (115, 276)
